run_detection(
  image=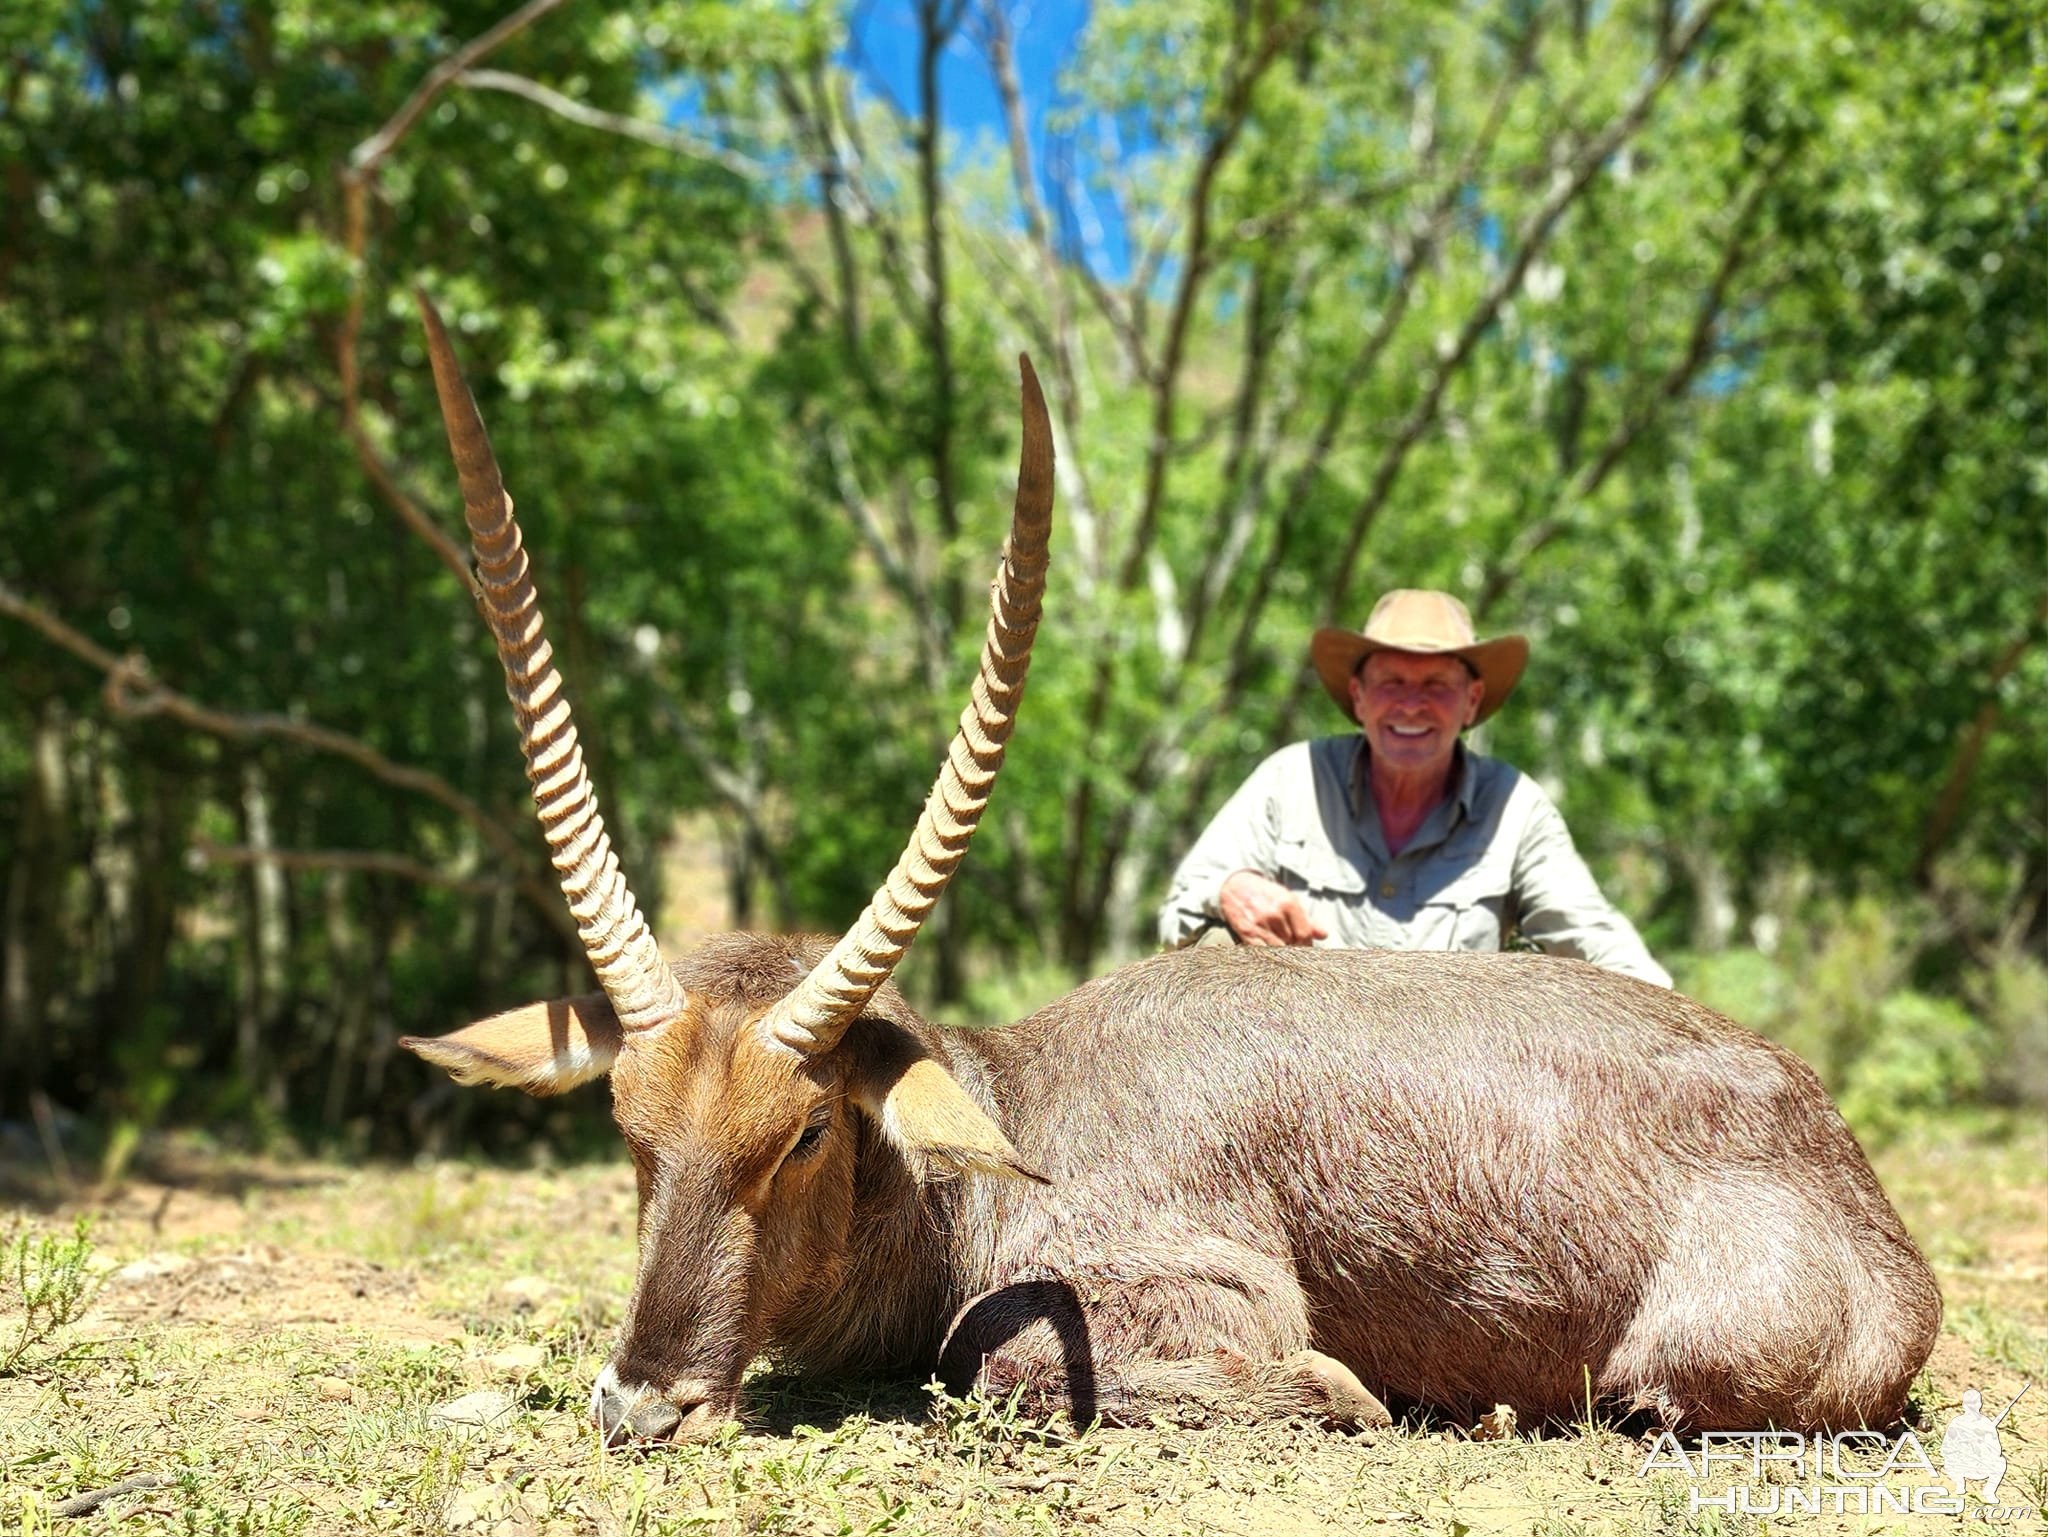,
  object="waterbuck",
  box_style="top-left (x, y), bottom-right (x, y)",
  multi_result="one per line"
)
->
top-left (399, 296), bottom-right (1940, 1446)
